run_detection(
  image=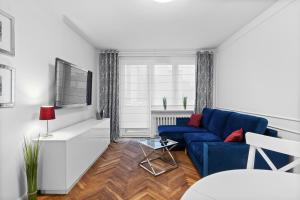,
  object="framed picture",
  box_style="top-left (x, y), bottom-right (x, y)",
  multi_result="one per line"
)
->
top-left (0, 9), bottom-right (15, 56)
top-left (0, 64), bottom-right (15, 108)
